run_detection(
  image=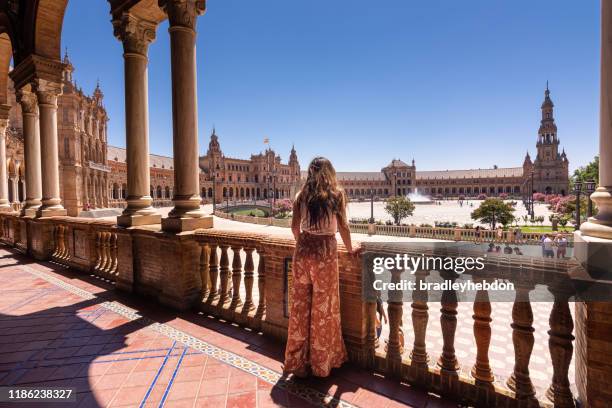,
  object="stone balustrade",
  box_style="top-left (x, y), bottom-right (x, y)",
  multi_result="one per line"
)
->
top-left (212, 209), bottom-right (565, 245)
top-left (0, 212), bottom-right (608, 407)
